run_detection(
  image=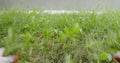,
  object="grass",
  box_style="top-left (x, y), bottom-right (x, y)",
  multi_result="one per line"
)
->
top-left (0, 9), bottom-right (120, 63)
